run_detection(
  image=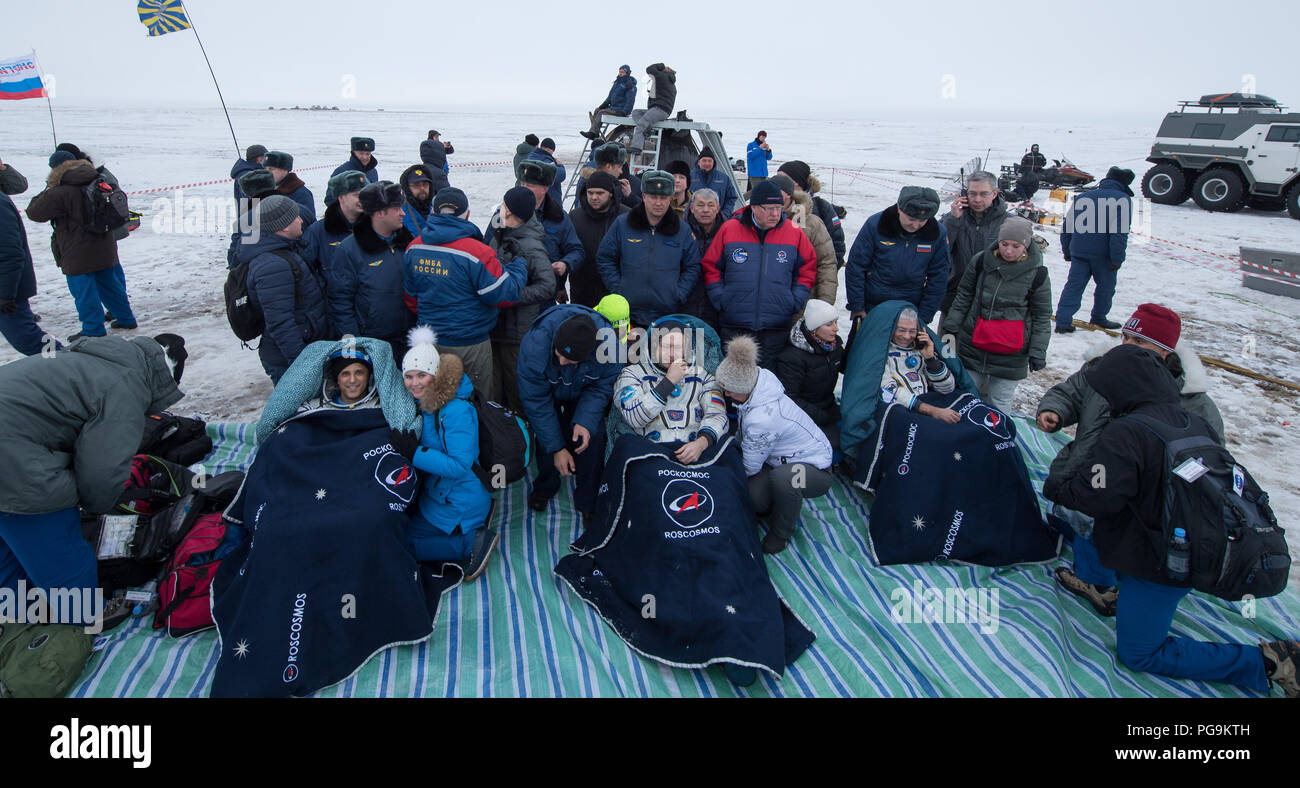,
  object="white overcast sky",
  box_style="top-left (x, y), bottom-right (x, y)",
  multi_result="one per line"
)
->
top-left (4, 0), bottom-right (1299, 120)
